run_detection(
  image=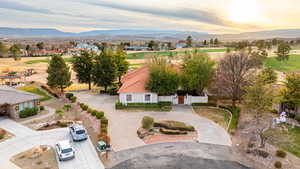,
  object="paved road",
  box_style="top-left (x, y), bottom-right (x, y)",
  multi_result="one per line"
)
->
top-left (74, 92), bottom-right (232, 151)
top-left (0, 118), bottom-right (104, 169)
